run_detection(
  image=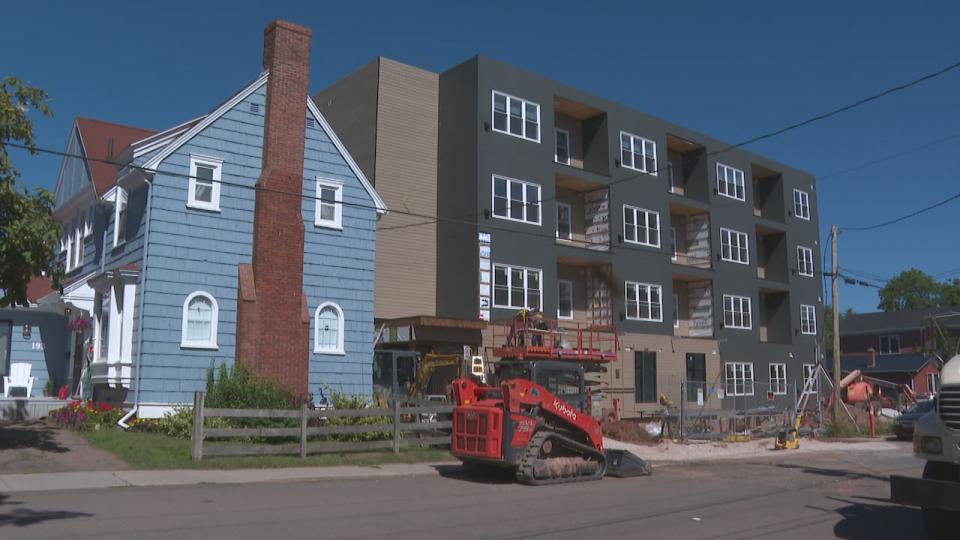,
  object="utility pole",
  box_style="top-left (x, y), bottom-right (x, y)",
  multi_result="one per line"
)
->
top-left (831, 225), bottom-right (841, 426)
